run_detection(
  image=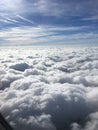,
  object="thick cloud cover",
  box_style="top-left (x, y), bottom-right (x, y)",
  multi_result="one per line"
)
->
top-left (0, 46), bottom-right (98, 130)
